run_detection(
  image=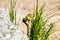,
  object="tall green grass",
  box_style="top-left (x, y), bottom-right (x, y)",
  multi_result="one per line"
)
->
top-left (9, 0), bottom-right (56, 40)
top-left (29, 0), bottom-right (55, 40)
top-left (9, 0), bottom-right (17, 24)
